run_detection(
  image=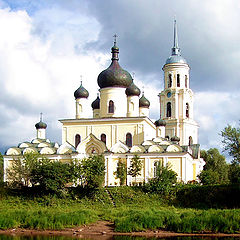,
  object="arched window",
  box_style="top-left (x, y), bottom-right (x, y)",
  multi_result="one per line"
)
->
top-left (154, 162), bottom-right (159, 177)
top-left (186, 103), bottom-right (189, 118)
top-left (101, 134), bottom-right (106, 144)
top-left (168, 74), bottom-right (172, 88)
top-left (126, 133), bottom-right (132, 147)
top-left (177, 74), bottom-right (180, 87)
top-left (75, 134), bottom-right (81, 148)
top-left (189, 136), bottom-right (193, 146)
top-left (185, 75), bottom-right (188, 88)
top-left (167, 102), bottom-right (171, 117)
top-left (108, 100), bottom-right (114, 113)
